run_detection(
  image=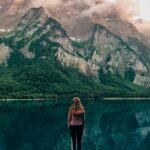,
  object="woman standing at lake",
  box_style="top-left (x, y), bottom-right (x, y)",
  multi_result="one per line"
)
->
top-left (68, 97), bottom-right (85, 150)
